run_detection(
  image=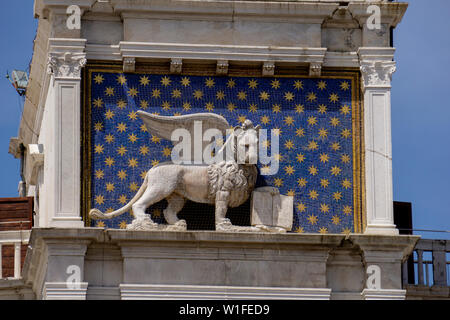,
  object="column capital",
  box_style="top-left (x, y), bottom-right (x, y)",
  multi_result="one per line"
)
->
top-left (47, 38), bottom-right (87, 80)
top-left (358, 47), bottom-right (396, 90)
